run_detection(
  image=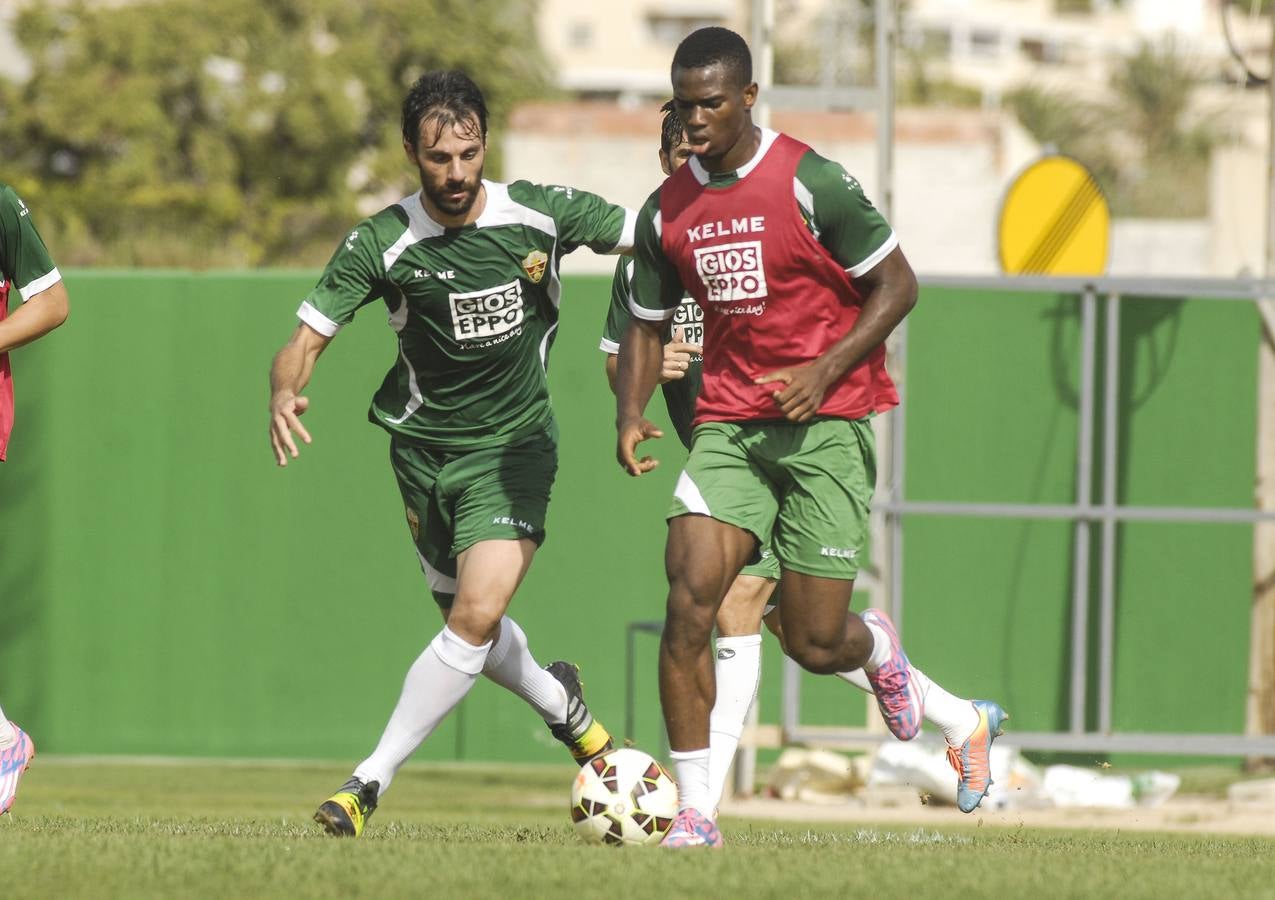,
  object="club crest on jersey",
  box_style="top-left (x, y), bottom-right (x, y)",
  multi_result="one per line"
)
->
top-left (449, 280), bottom-right (525, 347)
top-left (693, 240), bottom-right (767, 305)
top-left (405, 506), bottom-right (420, 541)
top-left (520, 250), bottom-right (548, 284)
